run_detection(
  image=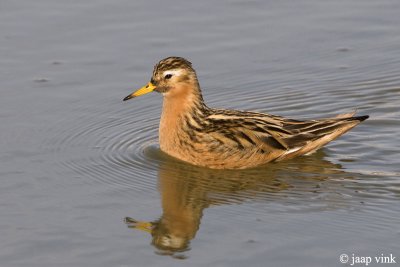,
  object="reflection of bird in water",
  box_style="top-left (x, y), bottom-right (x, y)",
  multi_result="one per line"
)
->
top-left (125, 149), bottom-right (348, 256)
top-left (123, 57), bottom-right (368, 169)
